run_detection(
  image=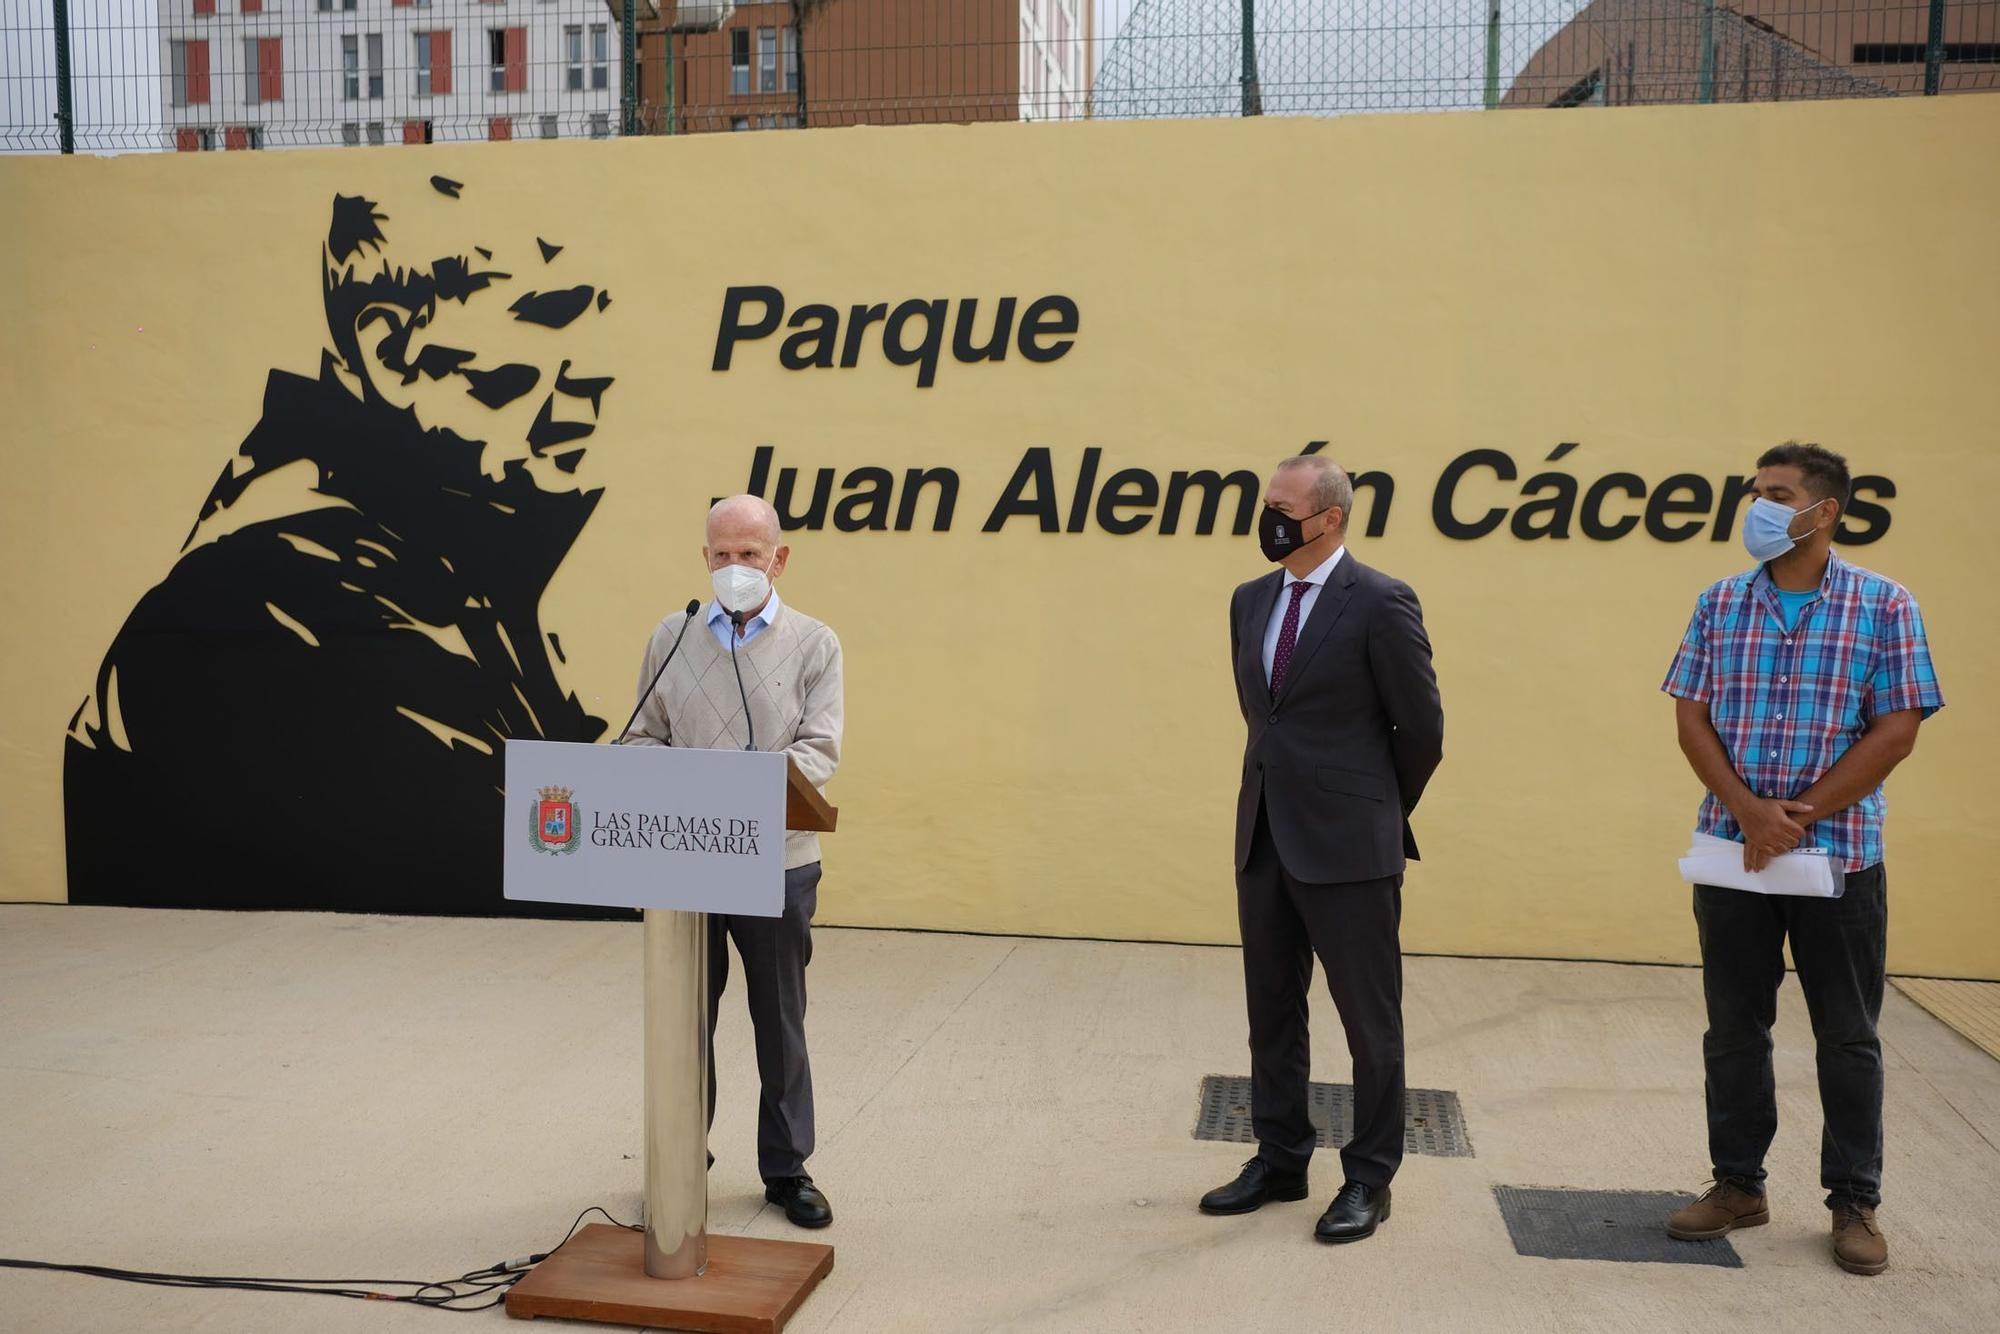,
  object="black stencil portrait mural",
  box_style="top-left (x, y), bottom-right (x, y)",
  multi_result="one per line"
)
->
top-left (64, 181), bottom-right (624, 916)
